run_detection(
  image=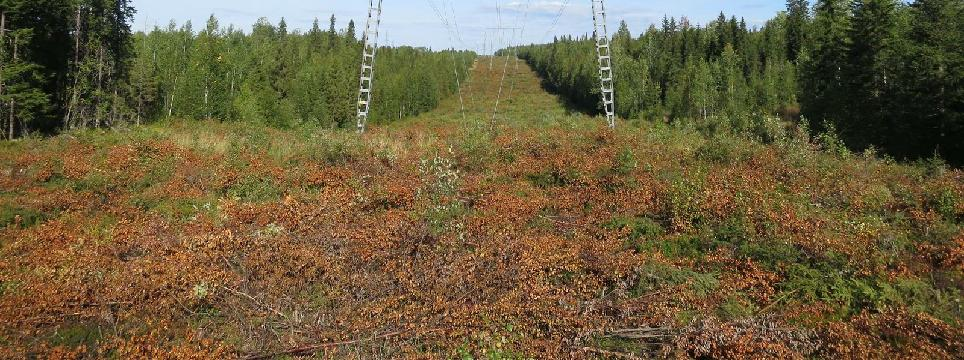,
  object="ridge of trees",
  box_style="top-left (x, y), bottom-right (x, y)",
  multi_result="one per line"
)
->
top-left (129, 16), bottom-right (475, 128)
top-left (516, 0), bottom-right (963, 165)
top-left (515, 13), bottom-right (799, 125)
top-left (0, 1), bottom-right (475, 135)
